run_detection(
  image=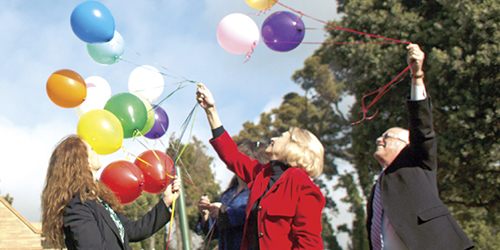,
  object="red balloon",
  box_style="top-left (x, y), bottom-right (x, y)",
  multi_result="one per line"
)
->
top-left (134, 150), bottom-right (174, 194)
top-left (101, 160), bottom-right (144, 204)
